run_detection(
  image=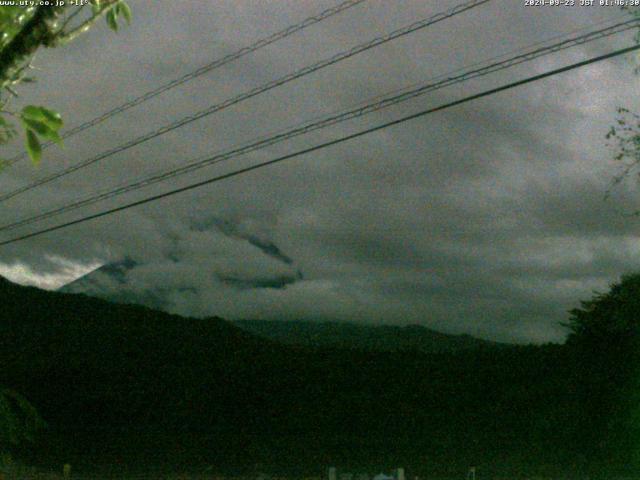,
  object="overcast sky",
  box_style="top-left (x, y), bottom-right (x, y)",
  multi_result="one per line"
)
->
top-left (1, 0), bottom-right (640, 343)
